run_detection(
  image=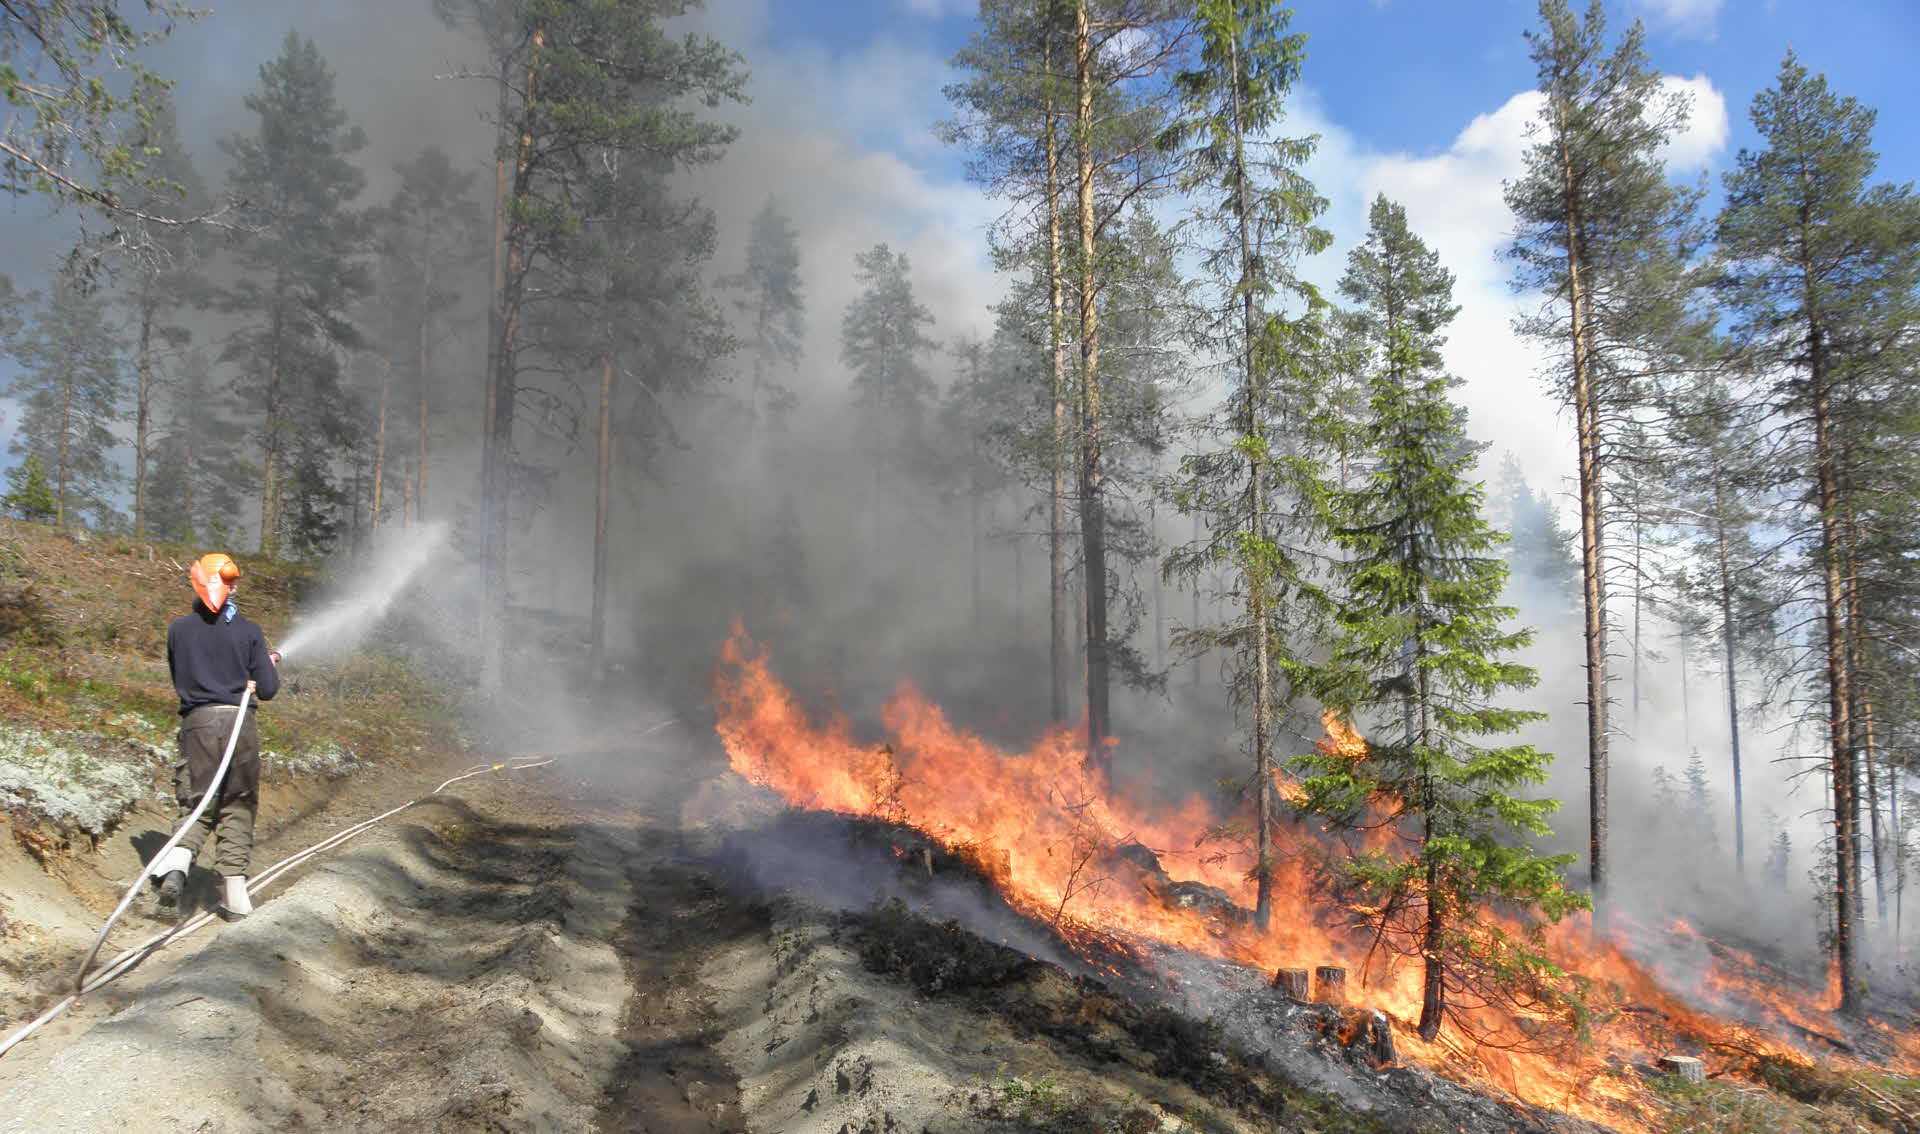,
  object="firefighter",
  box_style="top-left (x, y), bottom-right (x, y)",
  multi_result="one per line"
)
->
top-left (150, 552), bottom-right (281, 919)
